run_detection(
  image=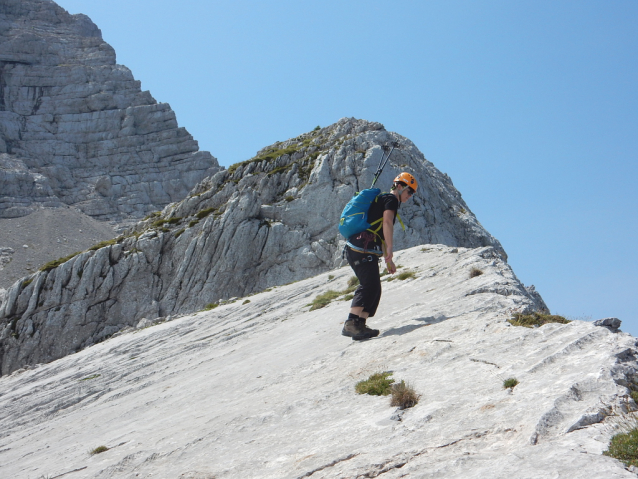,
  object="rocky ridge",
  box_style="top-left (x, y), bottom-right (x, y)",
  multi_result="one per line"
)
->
top-left (0, 118), bottom-right (512, 375)
top-left (0, 0), bottom-right (219, 220)
top-left (0, 245), bottom-right (634, 478)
